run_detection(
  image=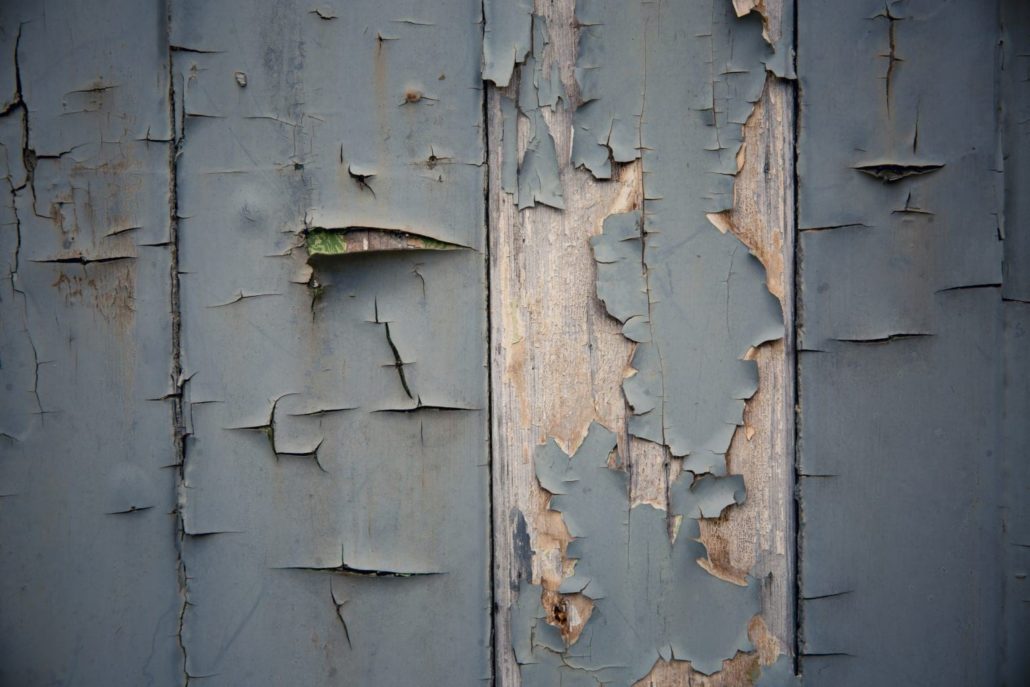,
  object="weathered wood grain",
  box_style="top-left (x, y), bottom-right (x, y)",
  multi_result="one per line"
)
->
top-left (488, 4), bottom-right (641, 684)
